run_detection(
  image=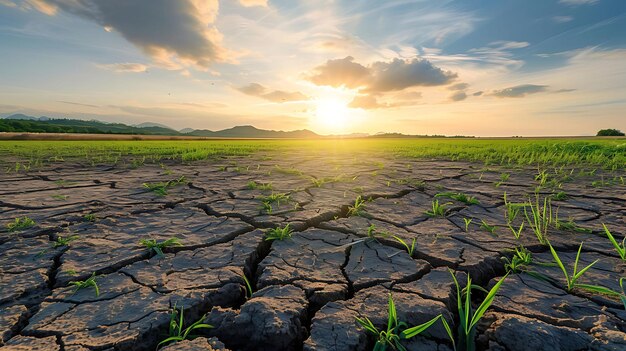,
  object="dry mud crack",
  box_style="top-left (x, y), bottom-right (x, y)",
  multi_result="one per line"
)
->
top-left (0, 153), bottom-right (625, 351)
